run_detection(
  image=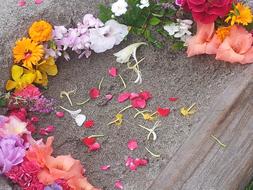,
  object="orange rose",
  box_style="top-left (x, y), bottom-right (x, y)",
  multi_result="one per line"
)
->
top-left (216, 25), bottom-right (253, 64)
